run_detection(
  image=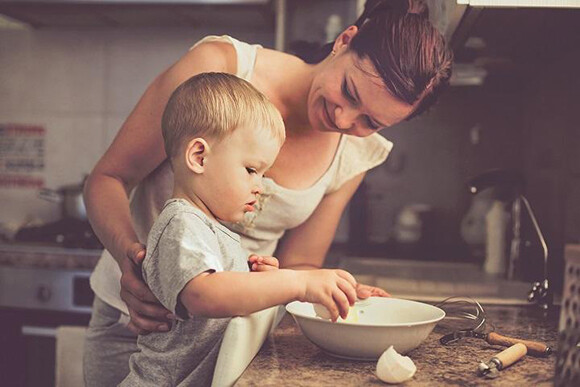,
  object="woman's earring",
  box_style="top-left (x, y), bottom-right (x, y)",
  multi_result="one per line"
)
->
top-left (331, 50), bottom-right (336, 56)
